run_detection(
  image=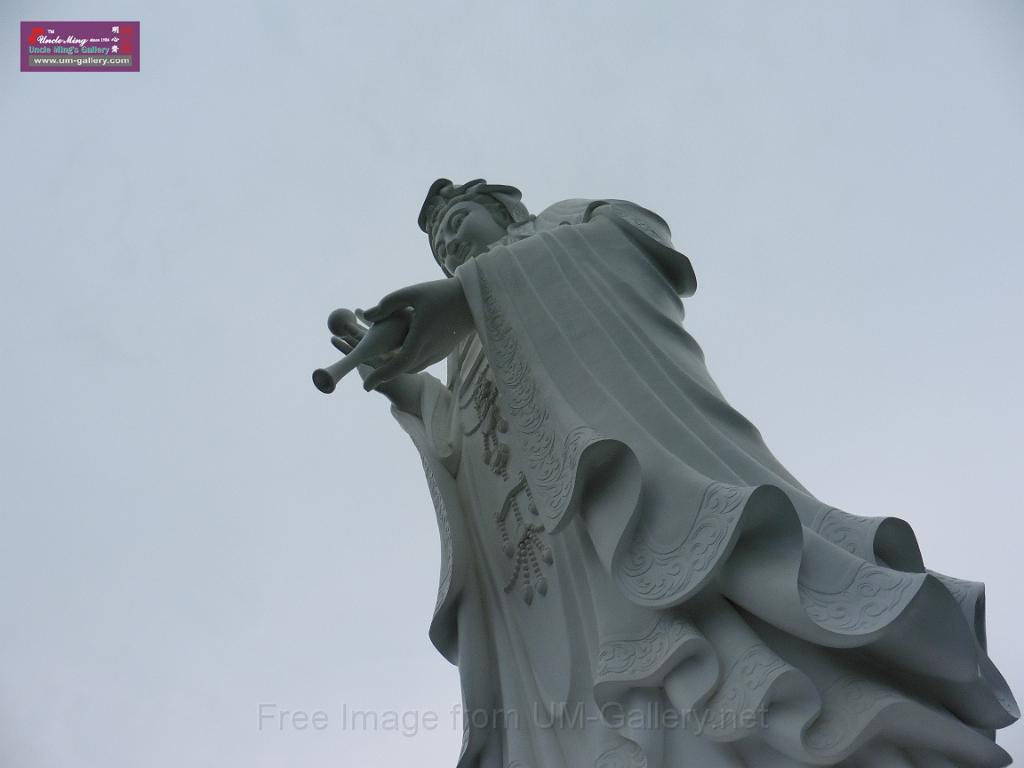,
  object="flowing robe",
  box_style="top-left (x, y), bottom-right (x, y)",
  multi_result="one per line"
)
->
top-left (388, 199), bottom-right (1018, 768)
